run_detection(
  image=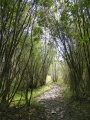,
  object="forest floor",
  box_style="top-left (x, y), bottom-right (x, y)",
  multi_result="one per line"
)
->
top-left (36, 83), bottom-right (66, 120)
top-left (1, 83), bottom-right (90, 120)
top-left (34, 82), bottom-right (90, 120)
